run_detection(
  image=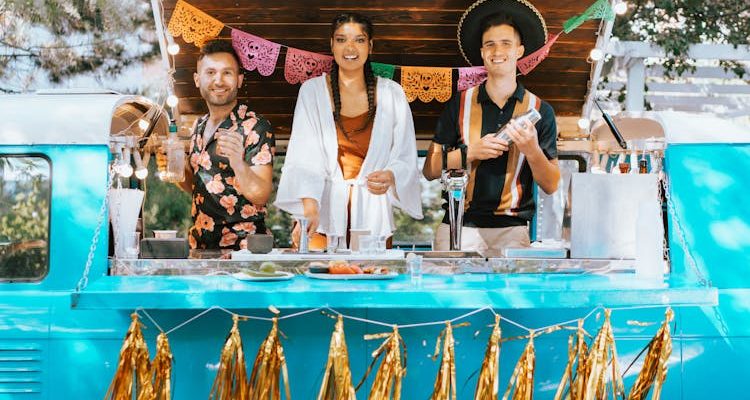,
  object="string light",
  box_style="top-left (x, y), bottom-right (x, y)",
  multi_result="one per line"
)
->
top-left (117, 147), bottom-right (134, 178)
top-left (589, 48), bottom-right (604, 61)
top-left (166, 95), bottom-right (179, 108)
top-left (614, 1), bottom-right (628, 15)
top-left (167, 43), bottom-right (180, 55)
top-left (578, 118), bottom-right (590, 130)
top-left (138, 119), bottom-right (149, 131)
top-left (133, 150), bottom-right (148, 180)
